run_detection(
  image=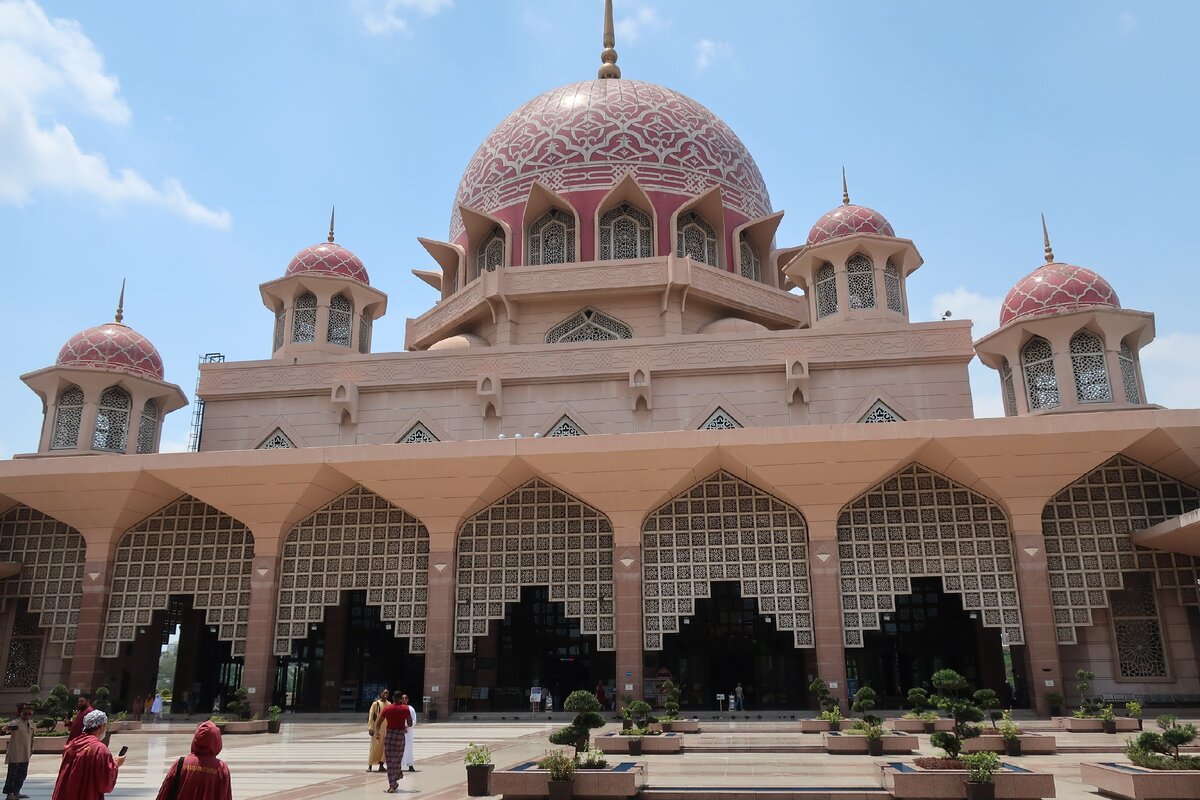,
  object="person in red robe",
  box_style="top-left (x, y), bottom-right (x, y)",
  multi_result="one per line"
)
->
top-left (67, 692), bottom-right (94, 742)
top-left (52, 710), bottom-right (124, 800)
top-left (153, 720), bottom-right (232, 800)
